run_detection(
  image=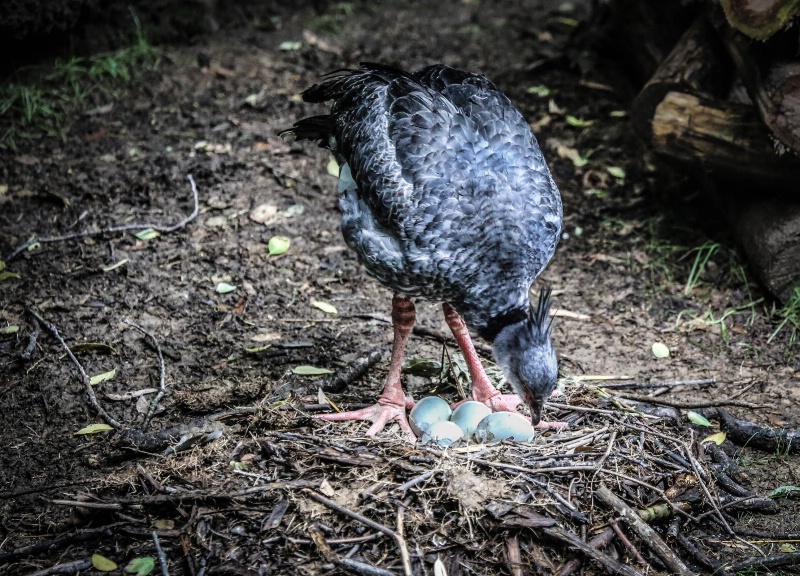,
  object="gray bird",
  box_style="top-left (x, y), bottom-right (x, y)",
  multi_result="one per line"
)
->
top-left (282, 63), bottom-right (565, 439)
